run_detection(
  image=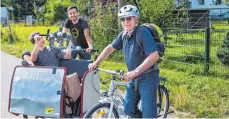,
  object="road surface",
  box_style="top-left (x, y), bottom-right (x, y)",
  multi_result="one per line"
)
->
top-left (1, 51), bottom-right (21, 118)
